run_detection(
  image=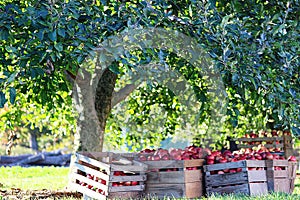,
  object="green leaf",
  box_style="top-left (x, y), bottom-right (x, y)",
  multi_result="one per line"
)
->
top-left (54, 43), bottom-right (63, 52)
top-left (58, 28), bottom-right (66, 38)
top-left (7, 72), bottom-right (17, 83)
top-left (48, 30), bottom-right (57, 42)
top-left (0, 92), bottom-right (6, 108)
top-left (0, 29), bottom-right (9, 40)
top-left (9, 87), bottom-right (16, 104)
